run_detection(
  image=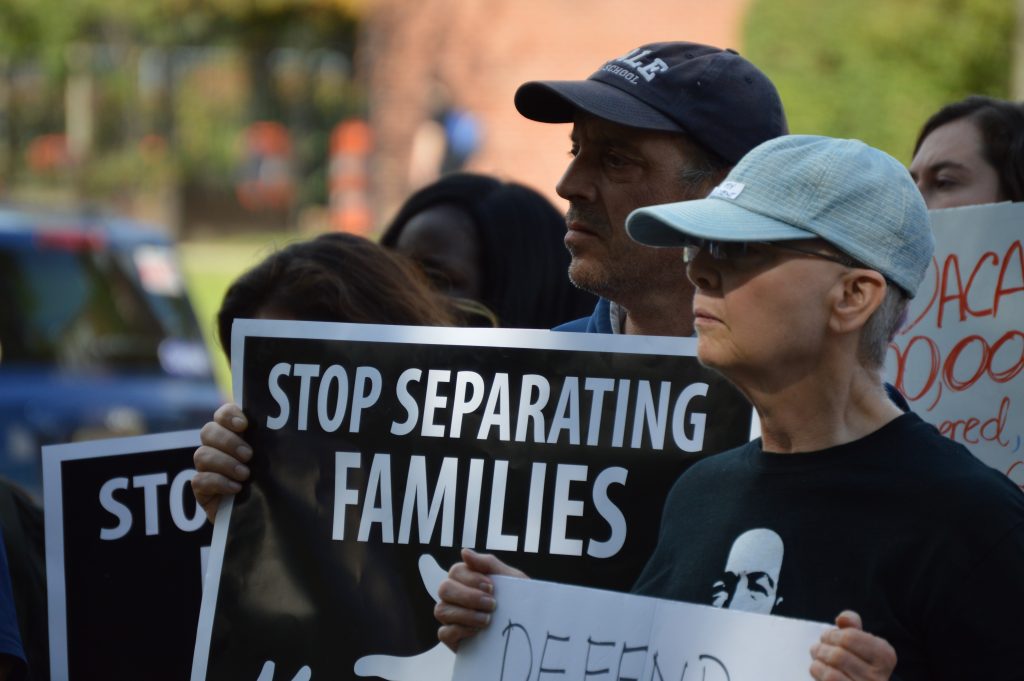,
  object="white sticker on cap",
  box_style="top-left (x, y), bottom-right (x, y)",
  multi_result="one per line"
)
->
top-left (710, 181), bottom-right (745, 200)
